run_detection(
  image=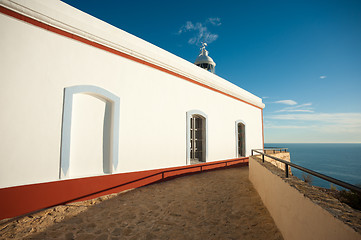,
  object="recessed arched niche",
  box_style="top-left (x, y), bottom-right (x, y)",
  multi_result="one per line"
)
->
top-left (60, 85), bottom-right (120, 179)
